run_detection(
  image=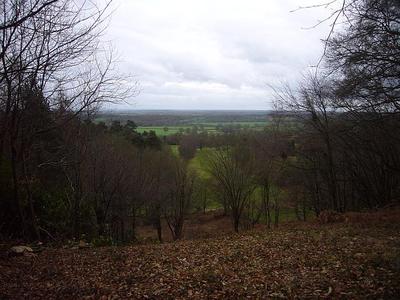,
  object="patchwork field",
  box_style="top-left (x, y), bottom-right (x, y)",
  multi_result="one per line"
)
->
top-left (135, 122), bottom-right (267, 136)
top-left (136, 126), bottom-right (216, 136)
